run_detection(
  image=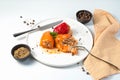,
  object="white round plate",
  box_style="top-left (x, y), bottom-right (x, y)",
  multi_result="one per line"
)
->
top-left (27, 18), bottom-right (93, 67)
